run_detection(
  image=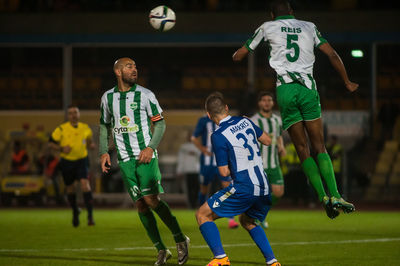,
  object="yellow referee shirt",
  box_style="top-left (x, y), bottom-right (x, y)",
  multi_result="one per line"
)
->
top-left (51, 122), bottom-right (93, 161)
